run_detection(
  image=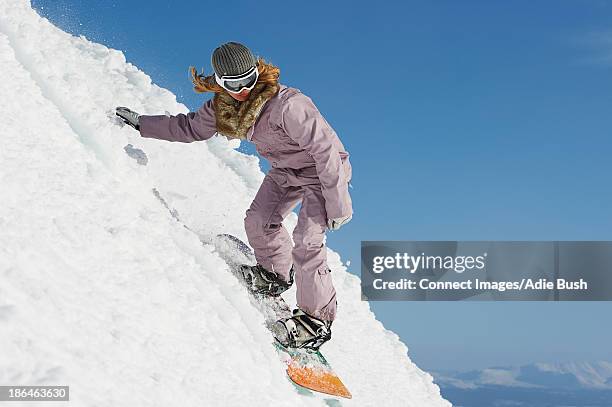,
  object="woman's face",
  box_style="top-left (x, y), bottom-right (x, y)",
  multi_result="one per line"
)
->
top-left (229, 88), bottom-right (251, 102)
